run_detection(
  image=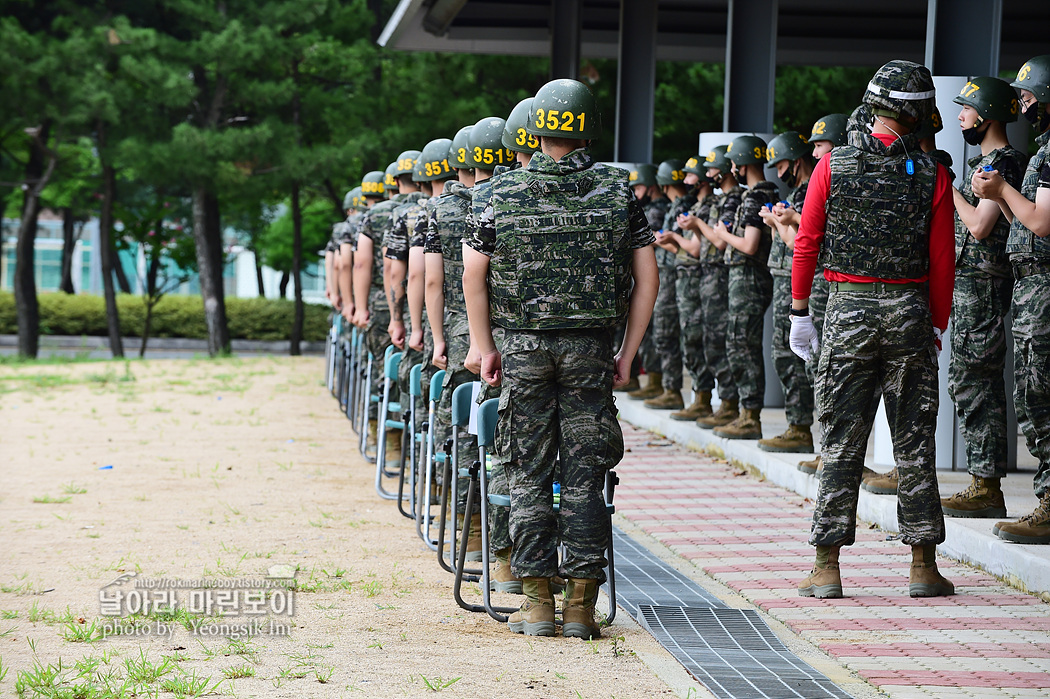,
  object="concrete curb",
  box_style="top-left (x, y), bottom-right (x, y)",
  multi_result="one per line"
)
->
top-left (0, 334), bottom-right (324, 355)
top-left (616, 398), bottom-right (1050, 601)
